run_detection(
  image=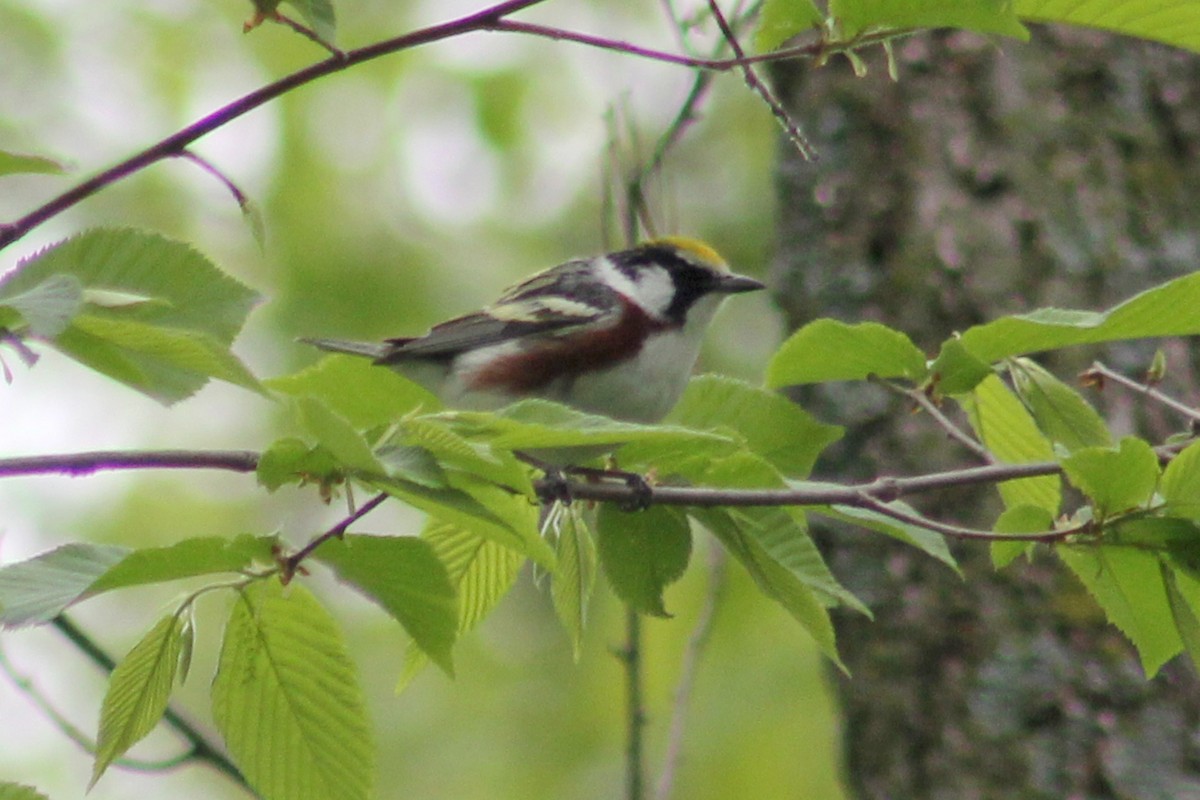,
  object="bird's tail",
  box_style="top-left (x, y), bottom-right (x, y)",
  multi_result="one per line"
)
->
top-left (299, 337), bottom-right (390, 361)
